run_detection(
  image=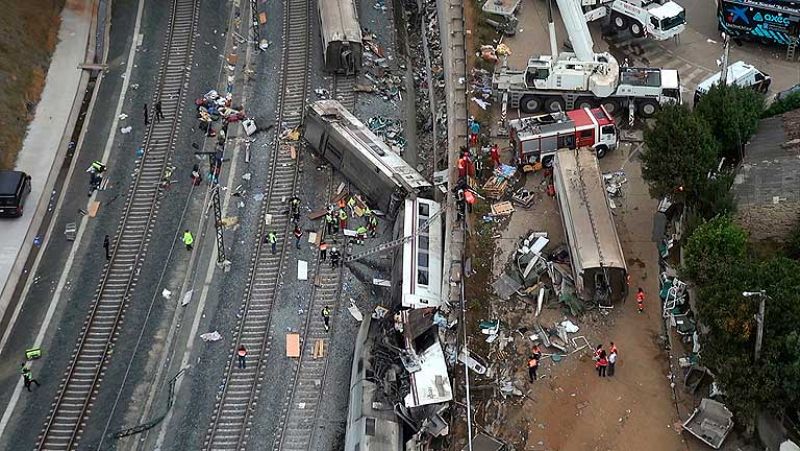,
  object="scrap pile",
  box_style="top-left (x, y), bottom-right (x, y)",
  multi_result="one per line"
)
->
top-left (469, 68), bottom-right (493, 110)
top-left (482, 164), bottom-right (517, 199)
top-left (603, 170), bottom-right (627, 209)
top-left (367, 116), bottom-right (406, 155)
top-left (359, 32), bottom-right (405, 102)
top-left (195, 89), bottom-right (246, 137)
top-left (402, 0), bottom-right (449, 174)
